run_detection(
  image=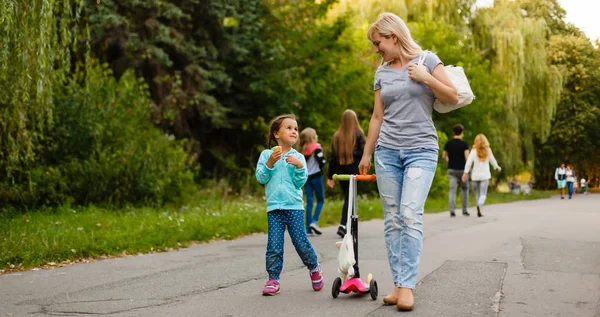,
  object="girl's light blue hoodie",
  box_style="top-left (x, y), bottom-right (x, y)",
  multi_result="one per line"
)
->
top-left (256, 148), bottom-right (308, 212)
